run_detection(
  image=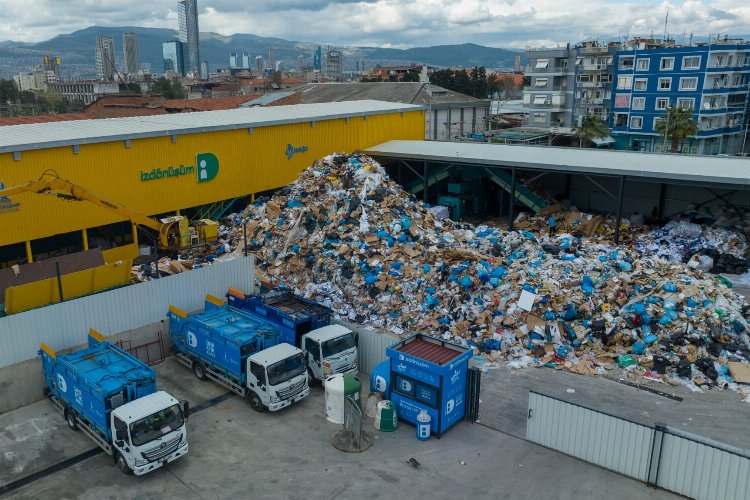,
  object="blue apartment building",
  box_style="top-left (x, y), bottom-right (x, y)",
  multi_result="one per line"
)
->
top-left (610, 40), bottom-right (750, 155)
